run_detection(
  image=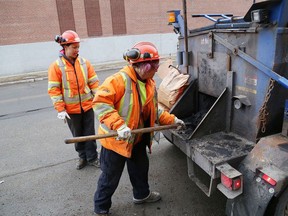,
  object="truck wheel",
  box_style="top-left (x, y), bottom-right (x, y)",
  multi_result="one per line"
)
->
top-left (267, 187), bottom-right (288, 216)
